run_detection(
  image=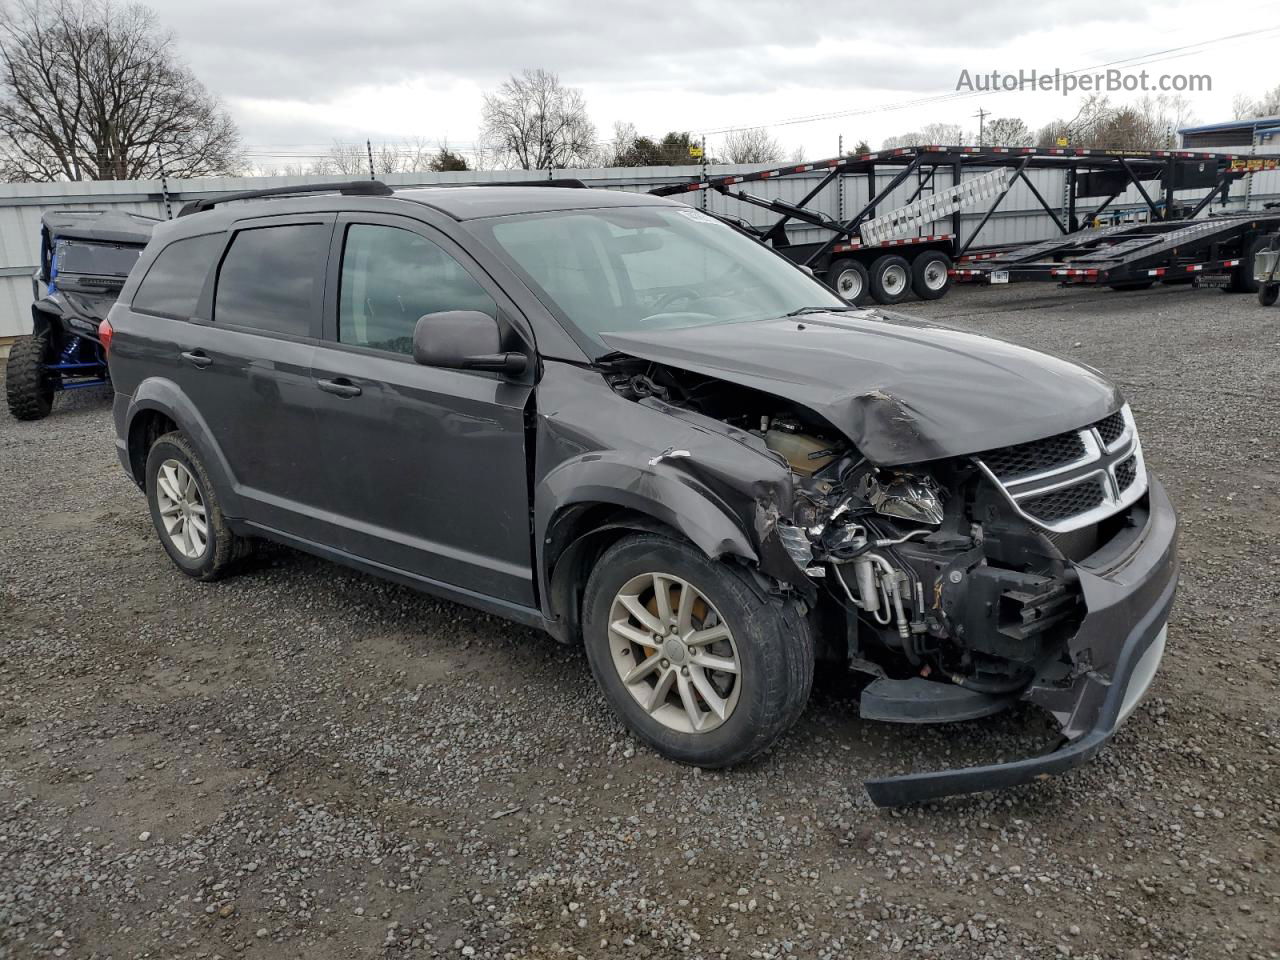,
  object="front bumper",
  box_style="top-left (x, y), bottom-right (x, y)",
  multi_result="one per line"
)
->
top-left (864, 475), bottom-right (1178, 807)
